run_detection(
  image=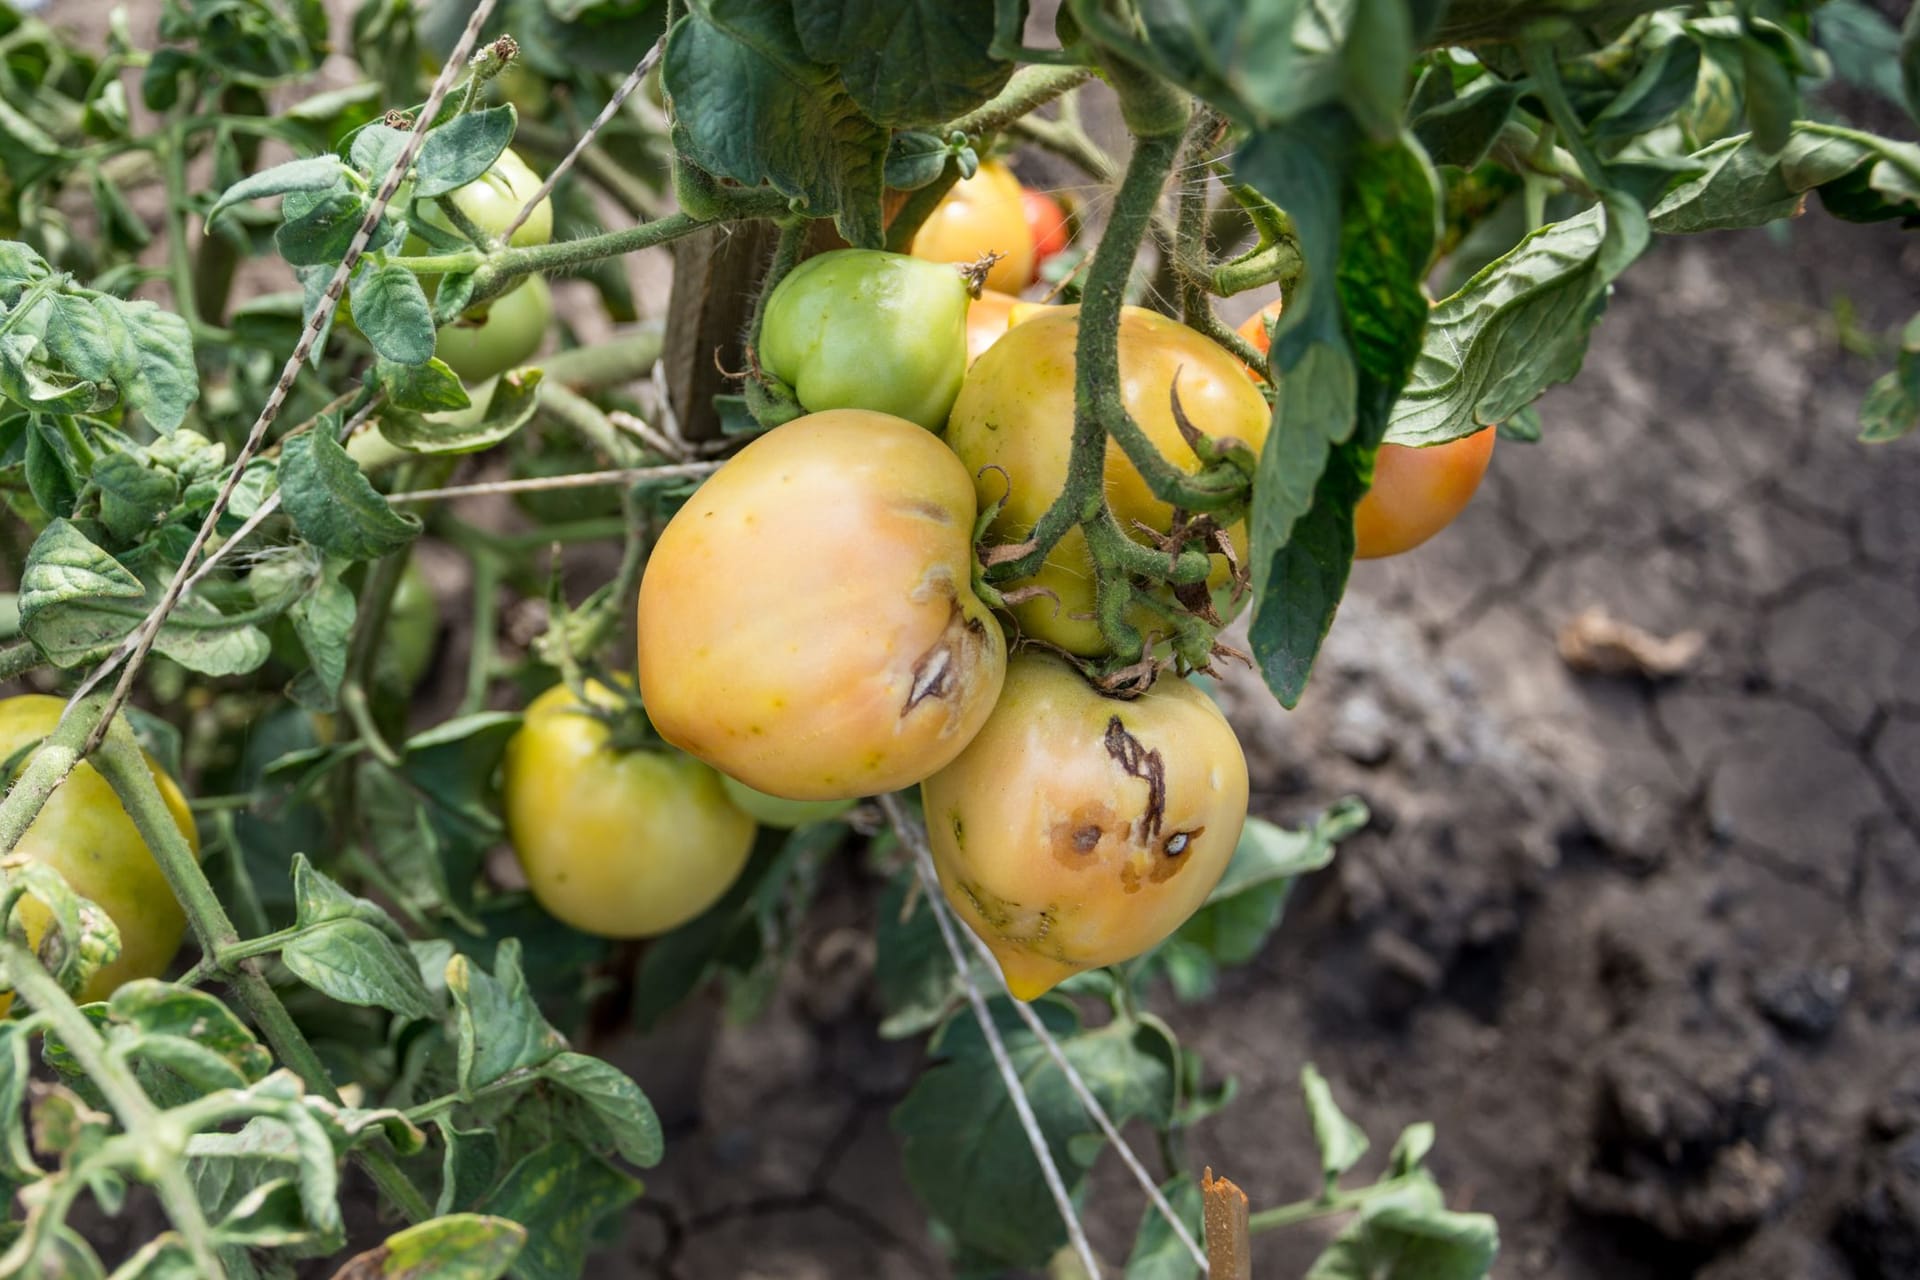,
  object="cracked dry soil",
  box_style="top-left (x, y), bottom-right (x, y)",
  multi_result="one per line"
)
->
top-left (599, 208), bottom-right (1920, 1280)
